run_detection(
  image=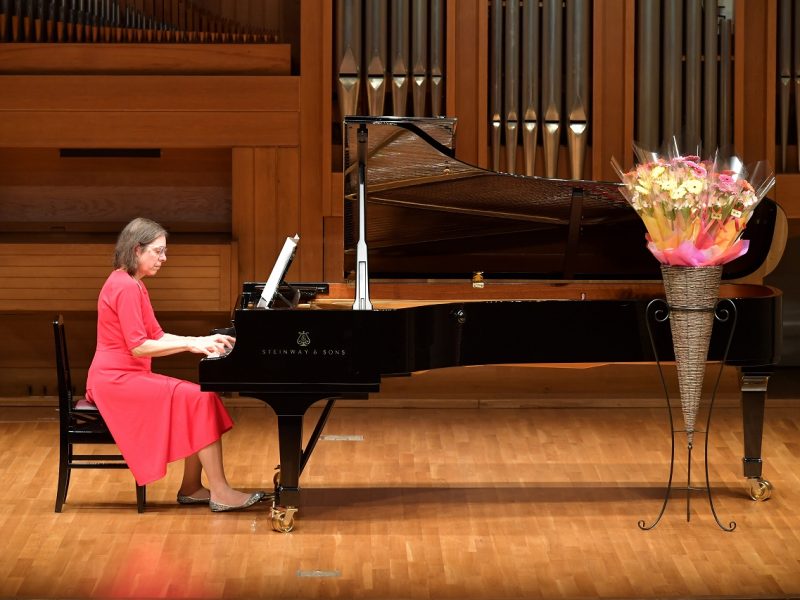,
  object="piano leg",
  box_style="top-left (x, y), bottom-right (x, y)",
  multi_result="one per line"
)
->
top-left (740, 371), bottom-right (773, 501)
top-left (254, 394), bottom-right (339, 532)
top-left (275, 413), bottom-right (304, 507)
